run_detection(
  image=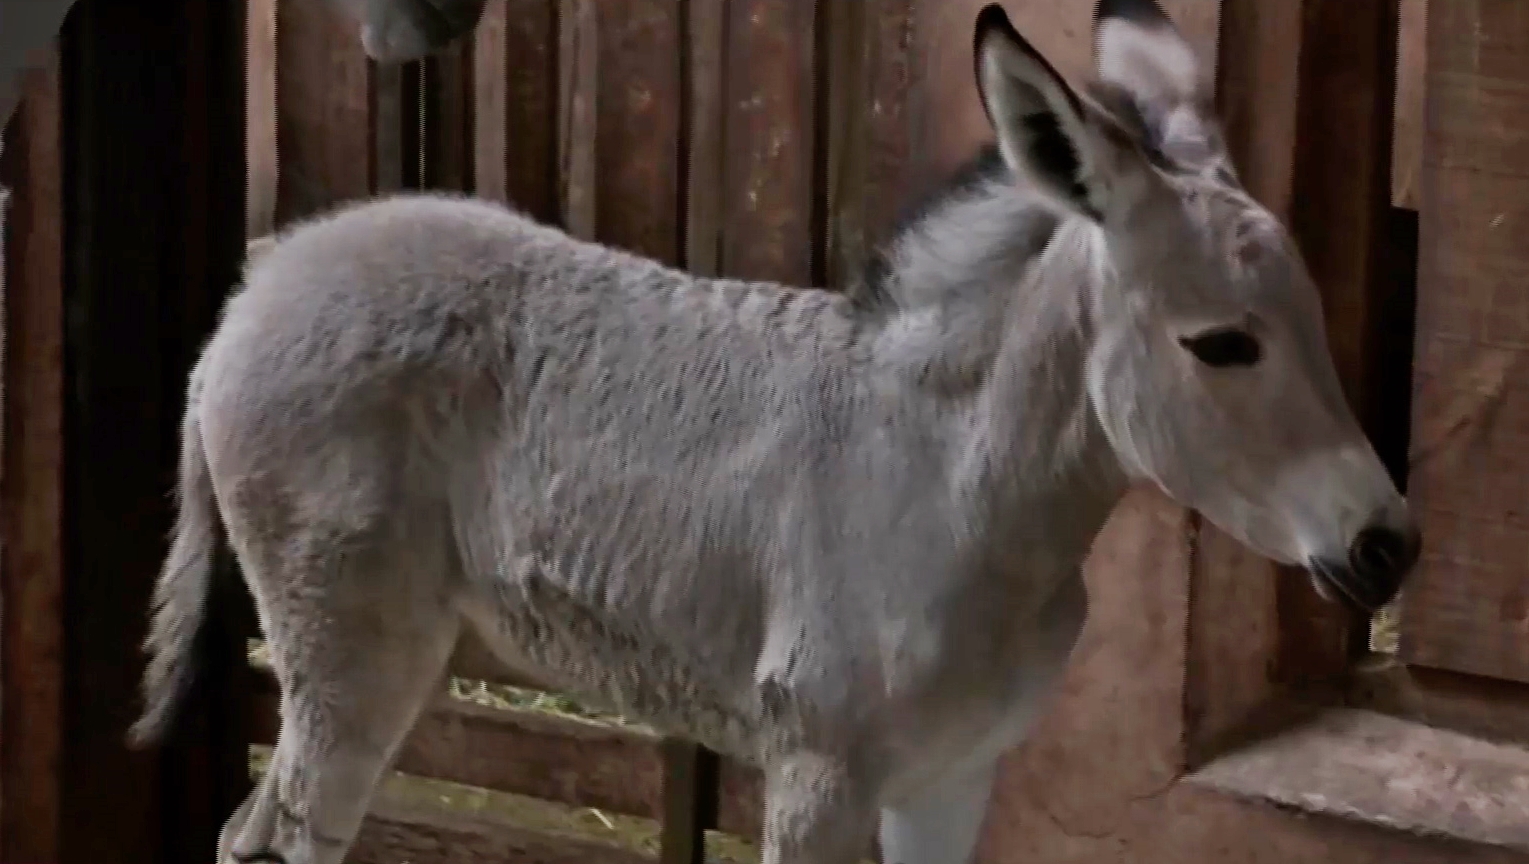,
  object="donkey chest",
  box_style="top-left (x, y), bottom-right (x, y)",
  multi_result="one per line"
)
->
top-left (877, 571), bottom-right (1089, 798)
